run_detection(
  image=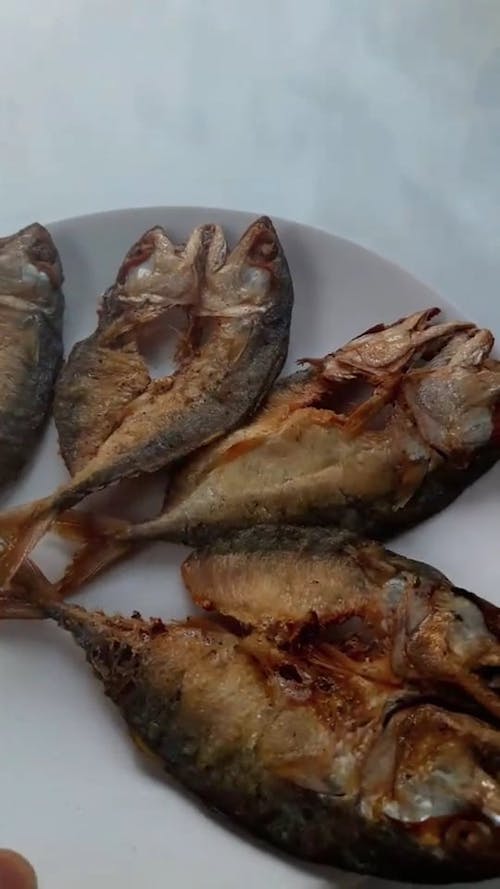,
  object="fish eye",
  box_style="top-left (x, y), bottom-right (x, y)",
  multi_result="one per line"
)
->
top-left (249, 233), bottom-right (278, 264)
top-left (30, 239), bottom-right (56, 264)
